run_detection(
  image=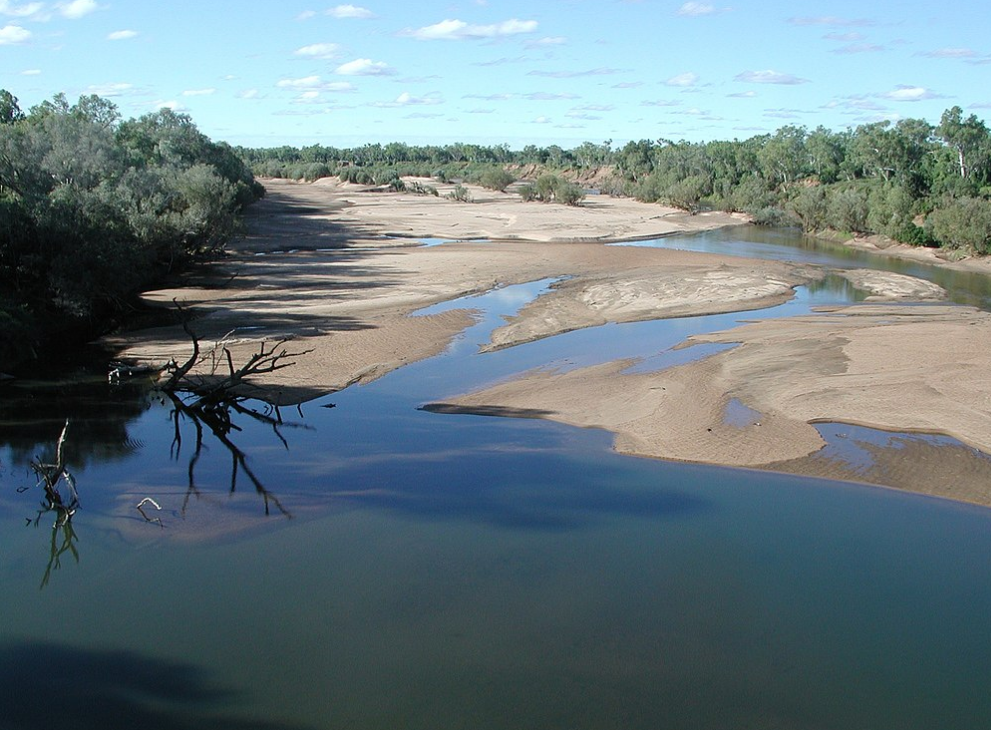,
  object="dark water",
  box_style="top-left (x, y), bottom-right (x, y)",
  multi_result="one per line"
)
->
top-left (2, 229), bottom-right (991, 729)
